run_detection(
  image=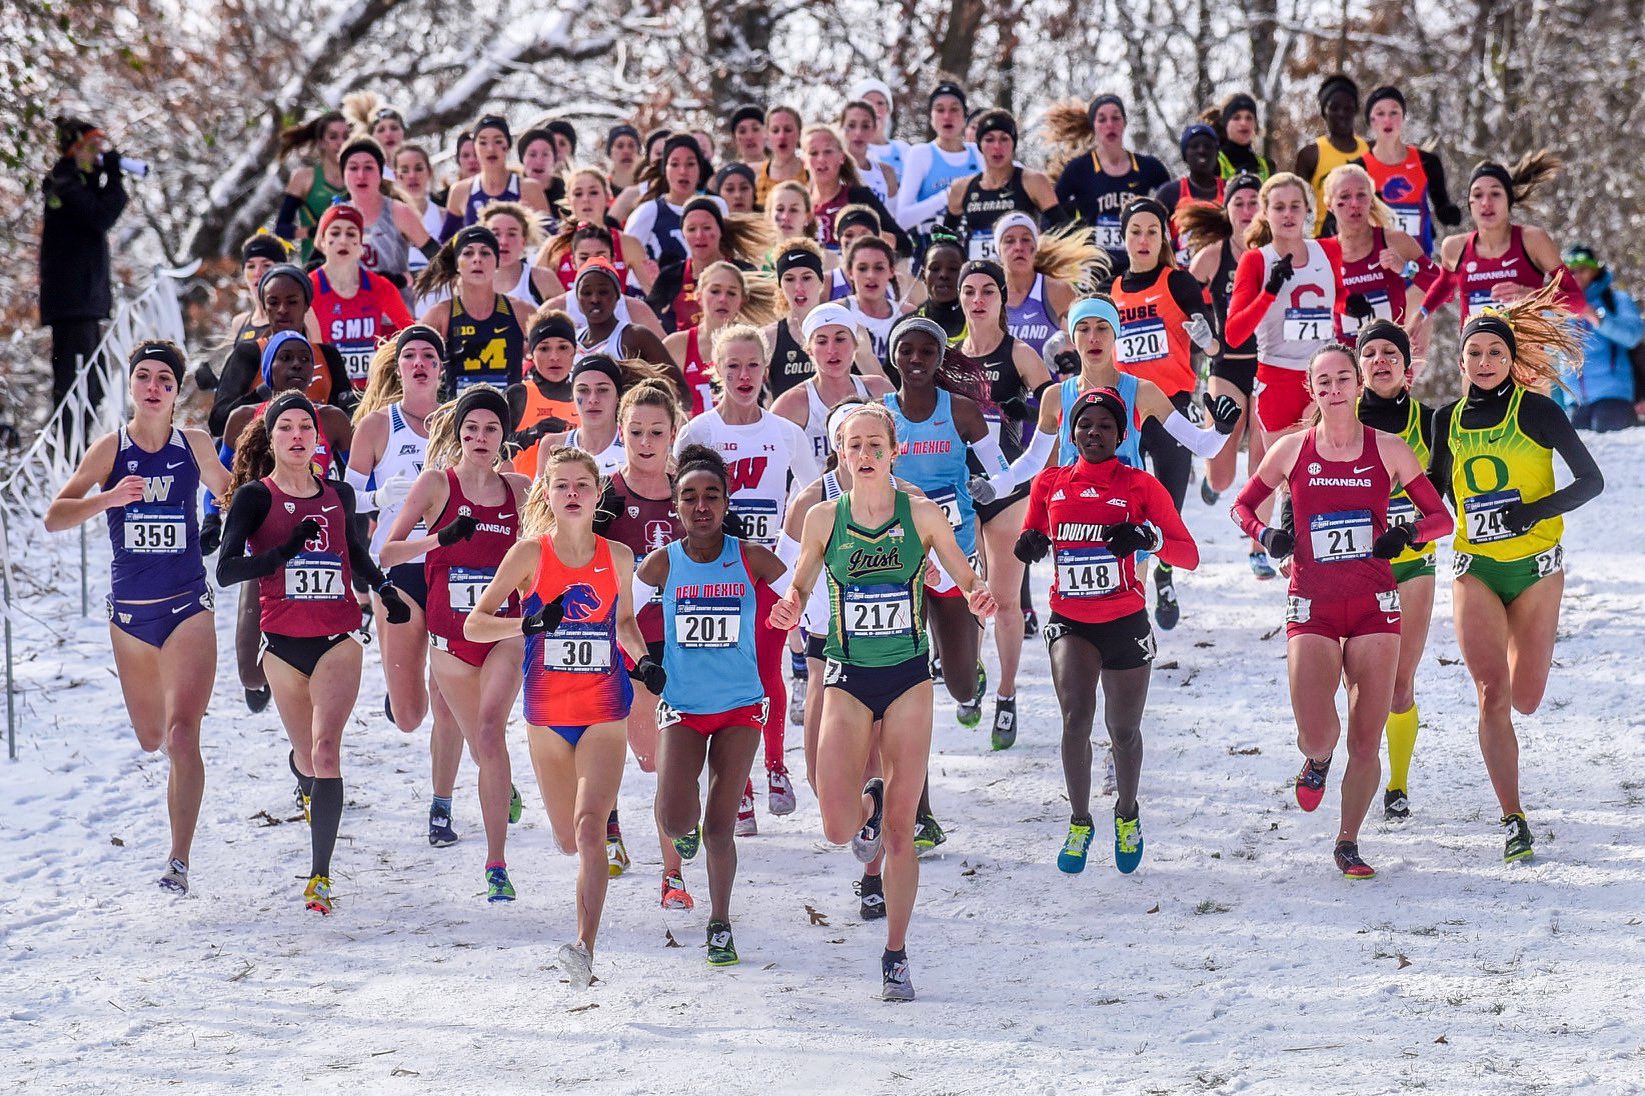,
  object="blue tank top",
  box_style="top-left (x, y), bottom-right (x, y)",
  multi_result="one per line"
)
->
top-left (915, 143), bottom-right (983, 204)
top-left (660, 537), bottom-right (763, 714)
top-left (1056, 374), bottom-right (1141, 469)
top-left (105, 426), bottom-right (205, 600)
top-left (648, 198), bottom-right (686, 265)
top-left (463, 172), bottom-right (522, 227)
top-left (1007, 273), bottom-right (1058, 357)
top-left (884, 390), bottom-right (976, 555)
